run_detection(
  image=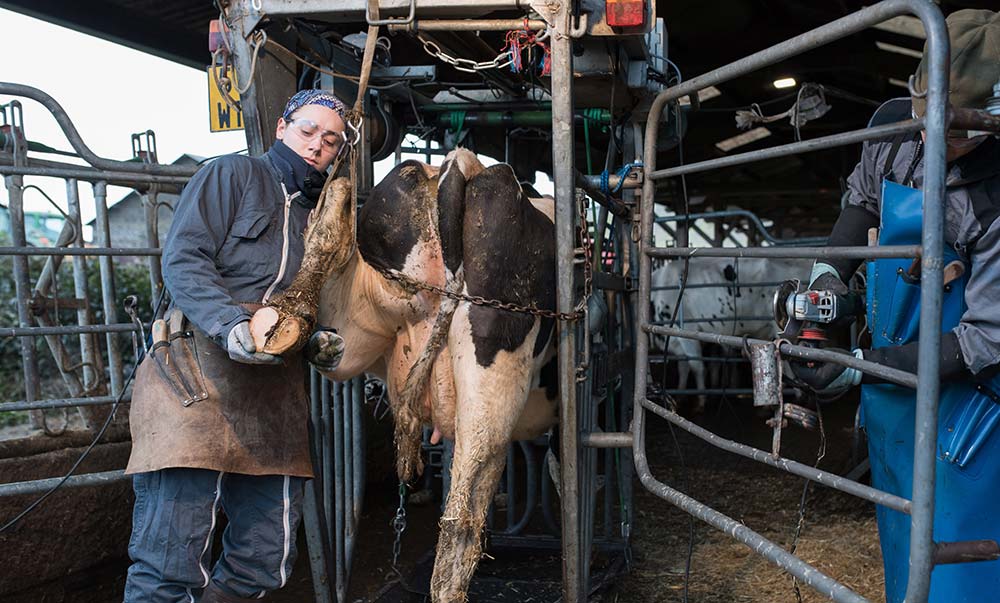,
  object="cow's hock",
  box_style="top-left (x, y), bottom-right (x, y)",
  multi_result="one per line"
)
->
top-left (250, 177), bottom-right (356, 354)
